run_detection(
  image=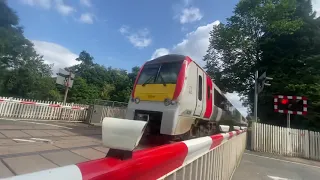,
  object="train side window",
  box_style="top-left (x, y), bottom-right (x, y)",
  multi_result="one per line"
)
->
top-left (207, 86), bottom-right (210, 99)
top-left (214, 88), bottom-right (226, 110)
top-left (198, 75), bottom-right (202, 101)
